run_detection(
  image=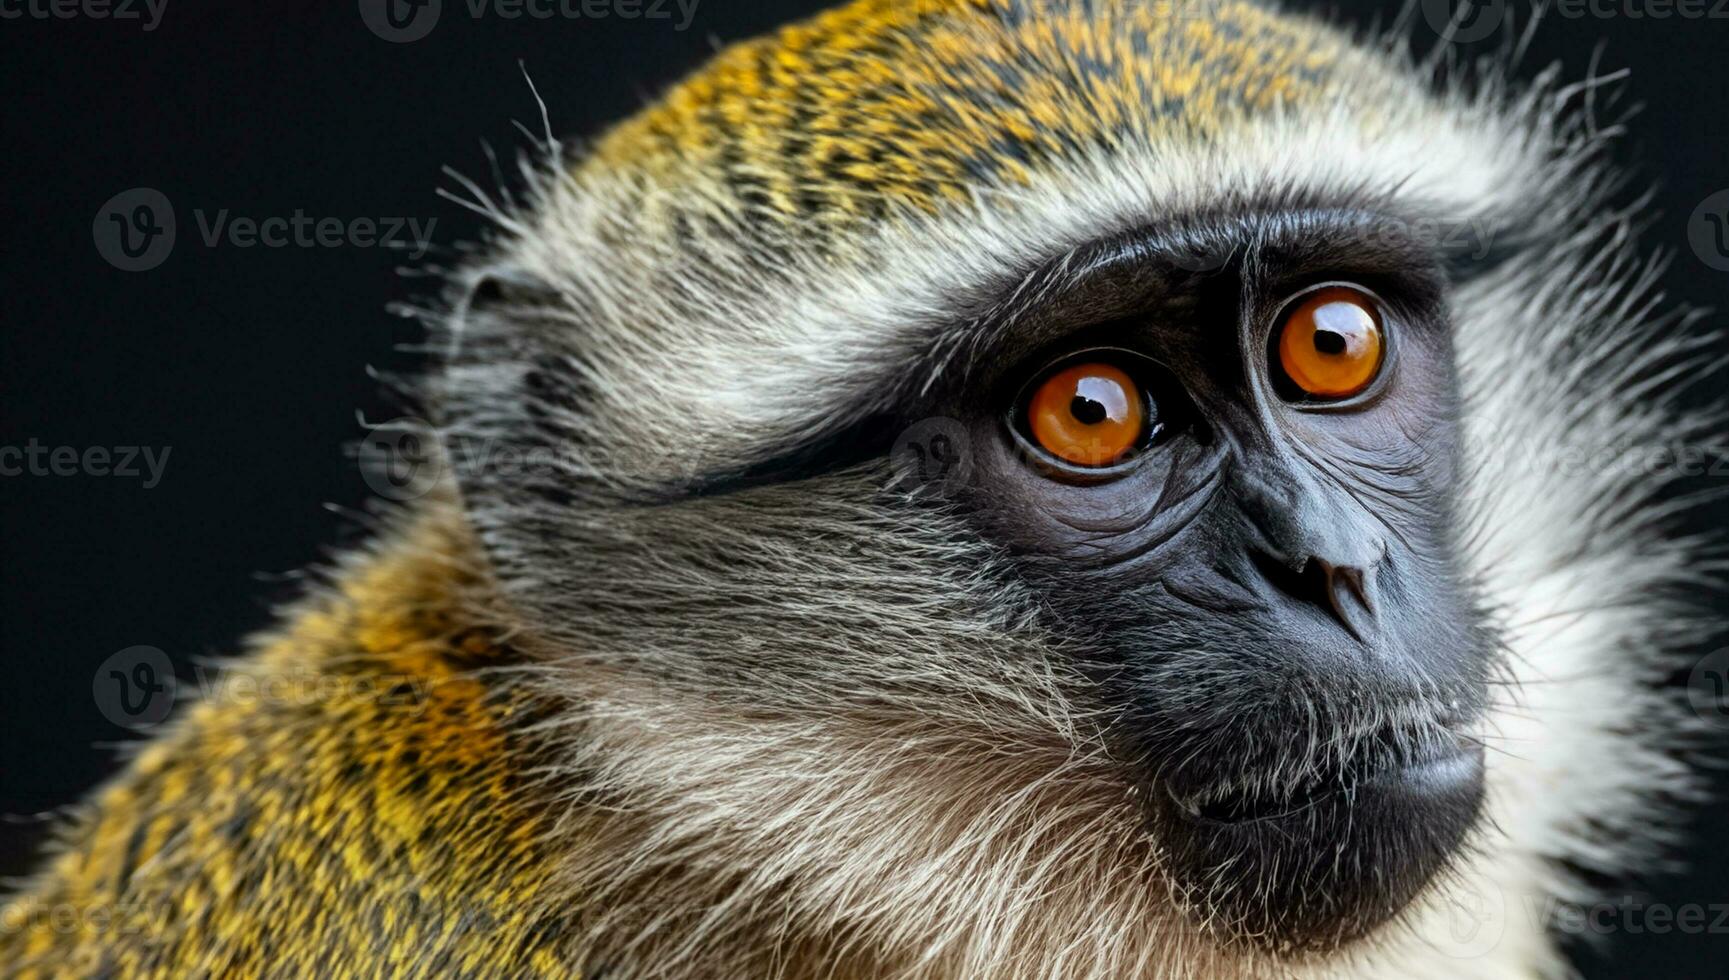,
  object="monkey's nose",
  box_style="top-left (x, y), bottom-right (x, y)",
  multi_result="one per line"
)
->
top-left (1250, 550), bottom-right (1379, 642)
